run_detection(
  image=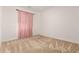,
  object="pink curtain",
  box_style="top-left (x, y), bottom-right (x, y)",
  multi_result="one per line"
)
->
top-left (17, 10), bottom-right (33, 39)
